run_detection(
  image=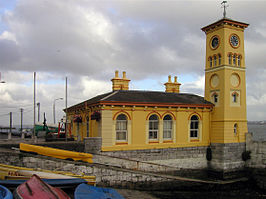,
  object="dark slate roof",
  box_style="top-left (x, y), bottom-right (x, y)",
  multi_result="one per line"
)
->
top-left (77, 90), bottom-right (212, 107)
